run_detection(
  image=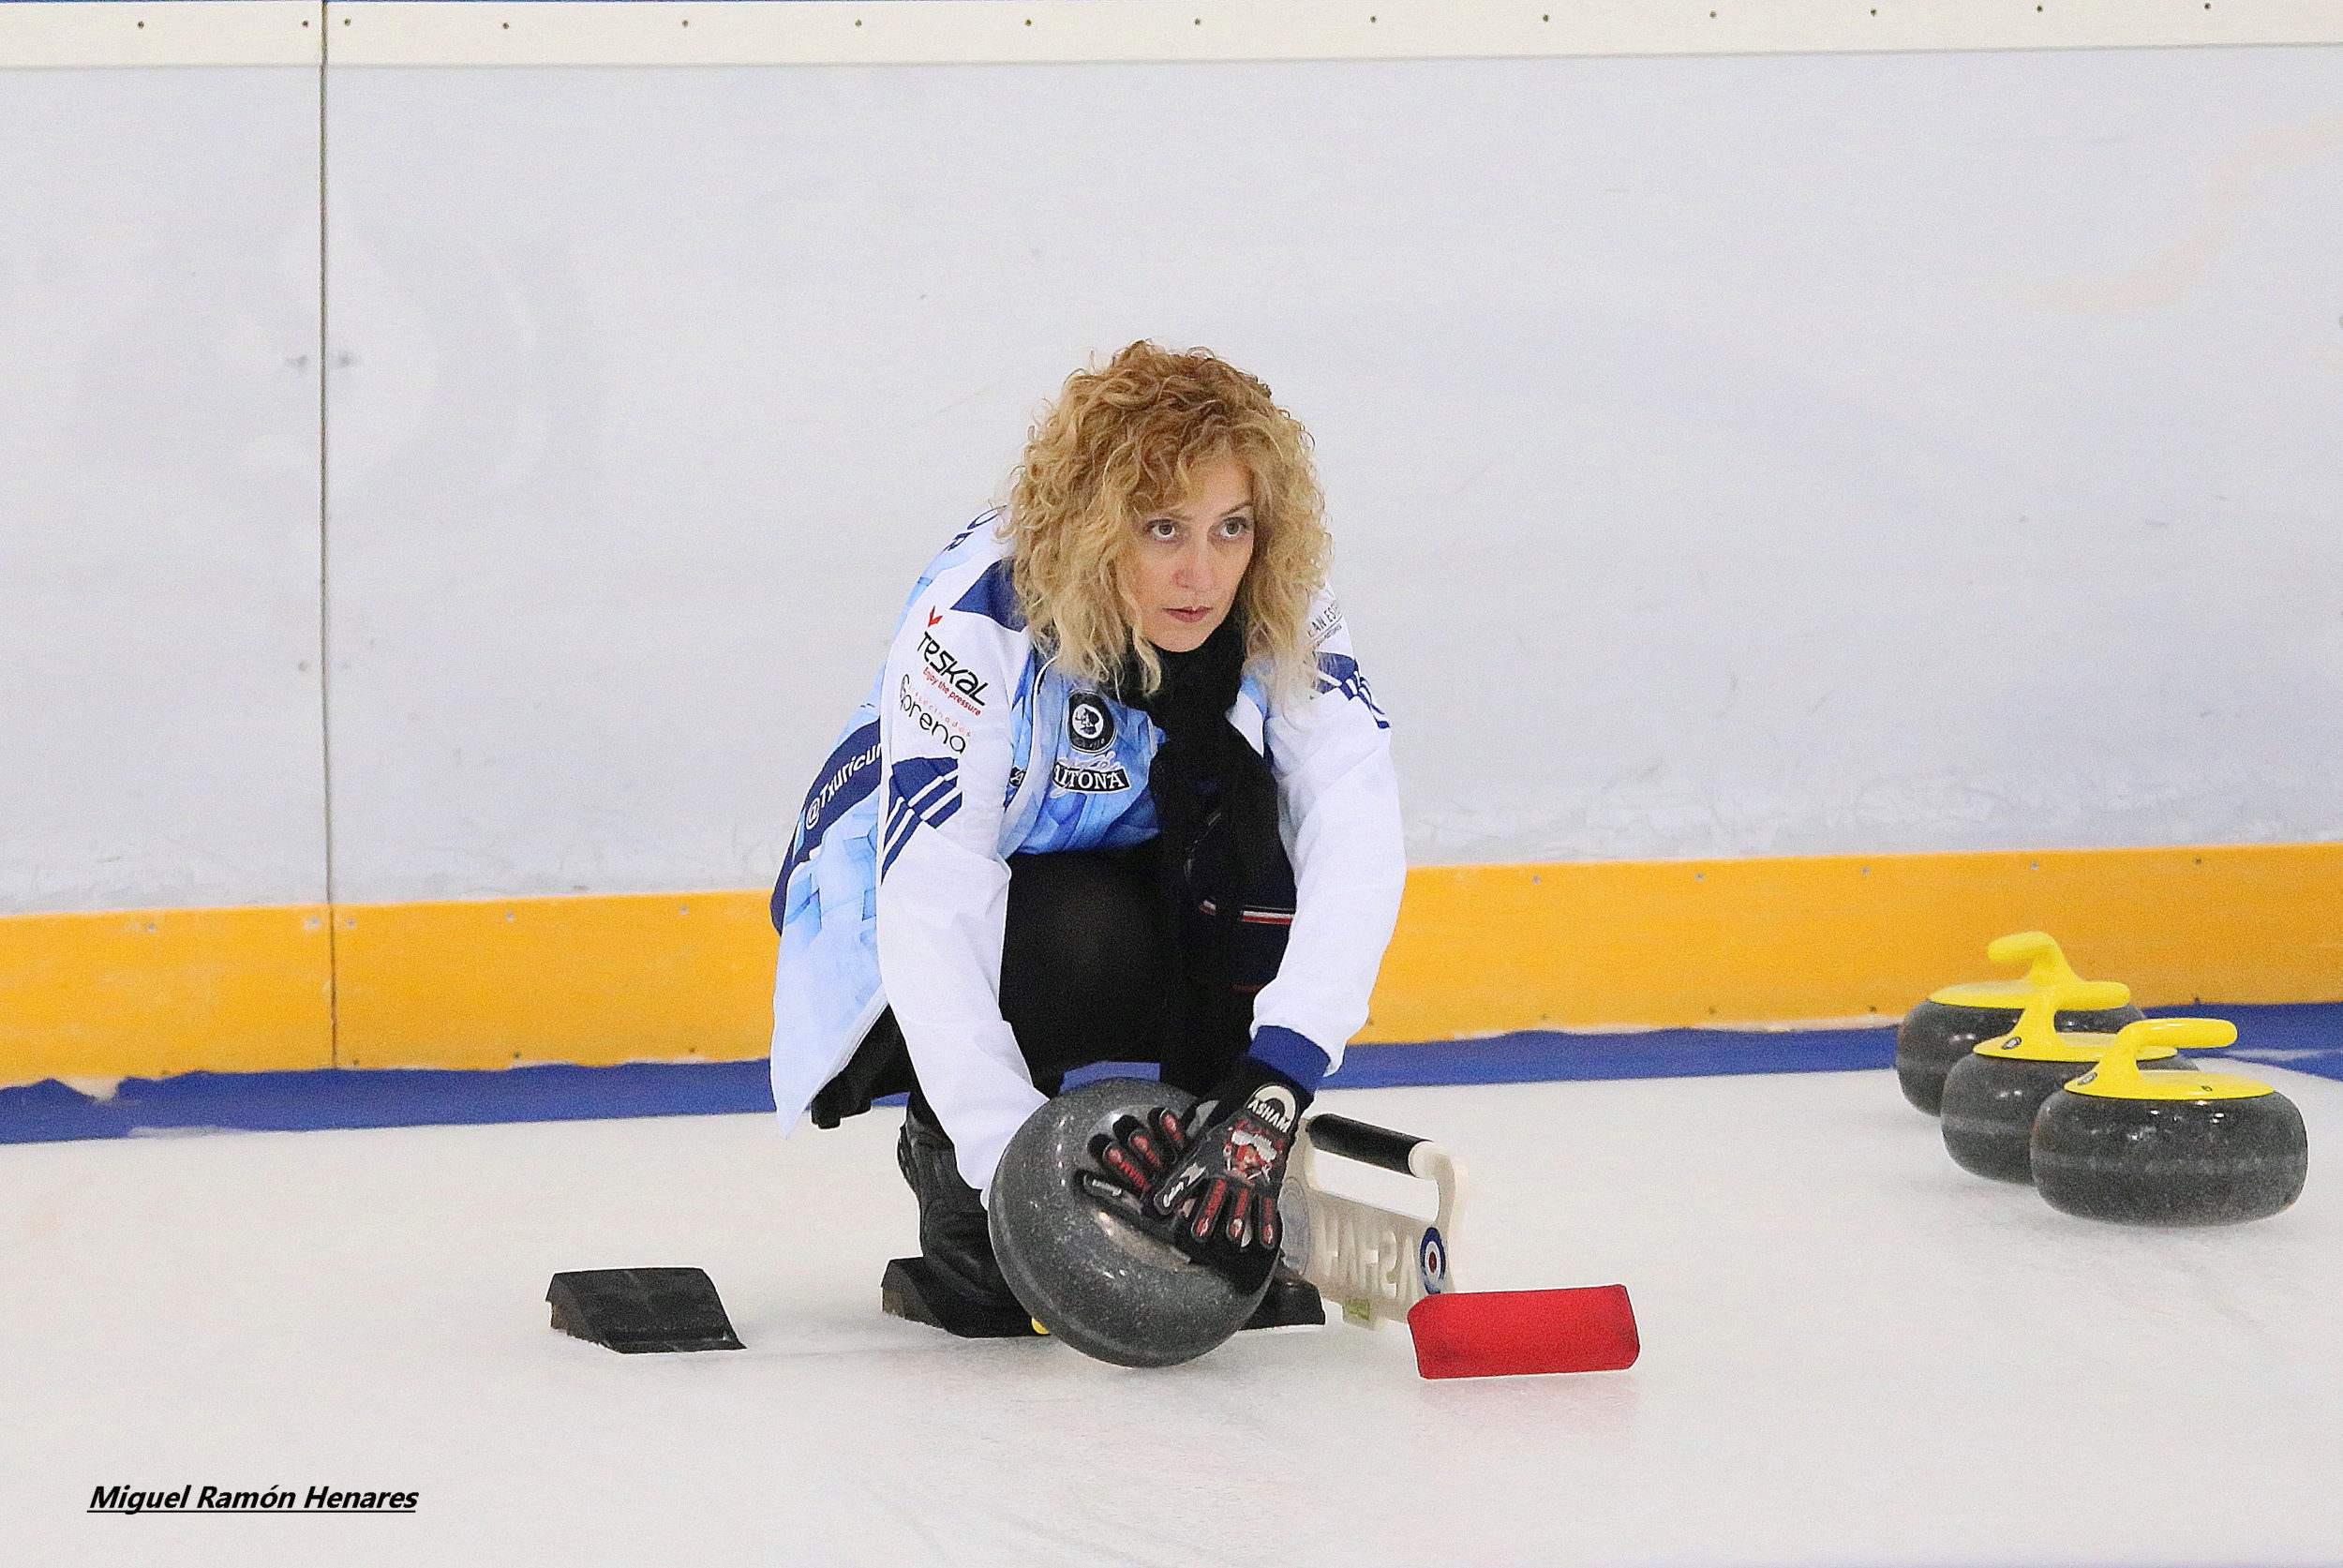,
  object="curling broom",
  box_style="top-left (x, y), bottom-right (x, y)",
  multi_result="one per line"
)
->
top-left (1288, 1112), bottom-right (1640, 1380)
